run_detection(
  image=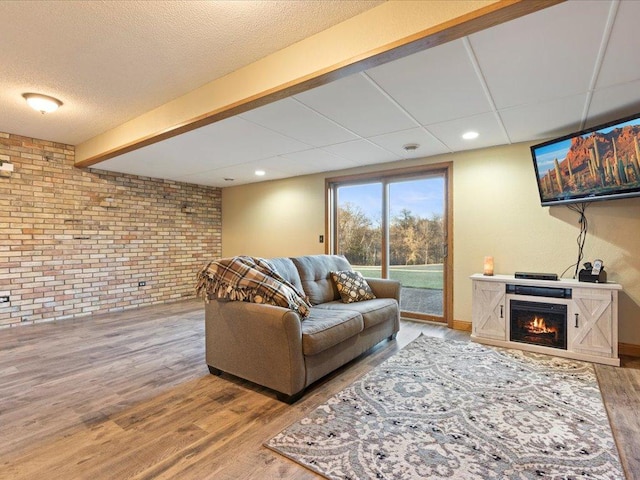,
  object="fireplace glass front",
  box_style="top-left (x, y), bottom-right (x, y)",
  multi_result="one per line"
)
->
top-left (510, 300), bottom-right (567, 350)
